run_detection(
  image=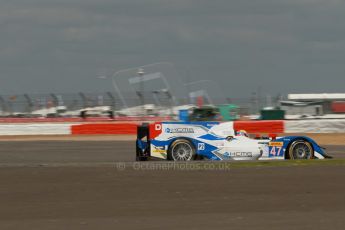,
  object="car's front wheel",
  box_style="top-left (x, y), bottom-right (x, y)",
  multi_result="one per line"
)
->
top-left (168, 139), bottom-right (195, 161)
top-left (288, 140), bottom-right (314, 160)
